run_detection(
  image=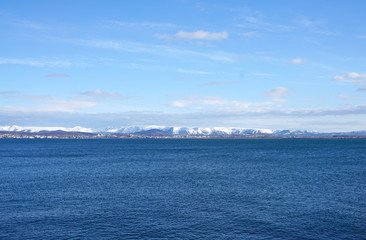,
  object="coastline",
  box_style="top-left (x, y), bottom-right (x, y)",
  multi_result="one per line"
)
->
top-left (1, 131), bottom-right (366, 139)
